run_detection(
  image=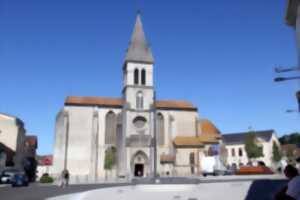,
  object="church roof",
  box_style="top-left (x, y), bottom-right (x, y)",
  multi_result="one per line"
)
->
top-left (173, 136), bottom-right (204, 147)
top-left (198, 119), bottom-right (221, 136)
top-left (155, 100), bottom-right (197, 111)
top-left (65, 96), bottom-right (124, 108)
top-left (65, 96), bottom-right (197, 111)
top-left (125, 14), bottom-right (154, 64)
